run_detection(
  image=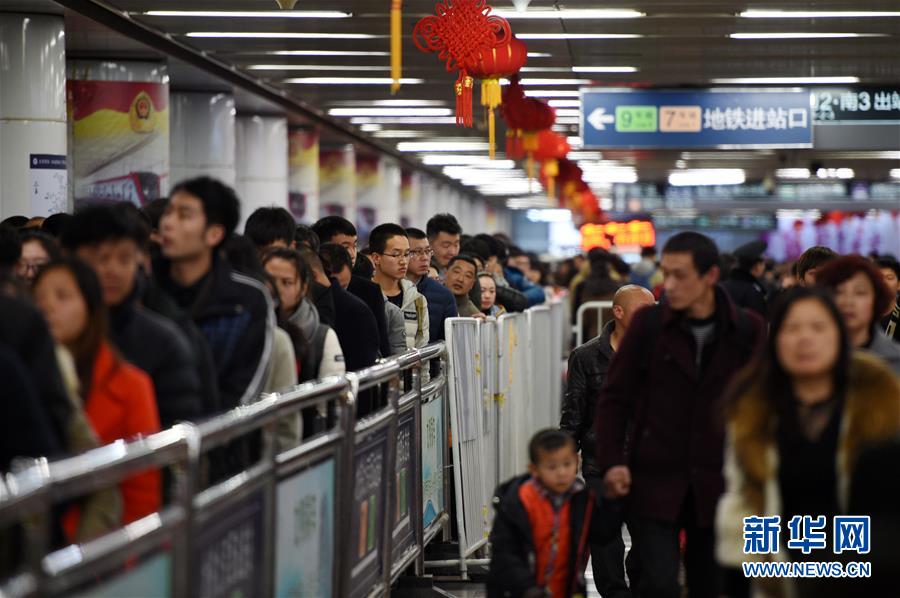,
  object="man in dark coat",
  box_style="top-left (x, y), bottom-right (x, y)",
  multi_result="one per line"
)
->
top-left (720, 240), bottom-right (768, 318)
top-left (596, 232), bottom-right (764, 598)
top-left (561, 285), bottom-right (654, 598)
top-left (313, 215), bottom-right (390, 358)
top-left (406, 227), bottom-right (457, 341)
top-left (63, 204), bottom-right (204, 428)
